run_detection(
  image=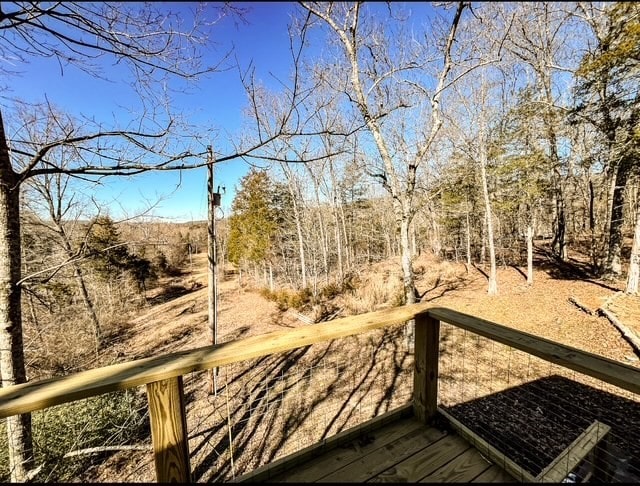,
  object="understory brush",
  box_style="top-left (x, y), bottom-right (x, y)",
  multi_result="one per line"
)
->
top-left (339, 270), bottom-right (405, 315)
top-left (259, 265), bottom-right (406, 317)
top-left (259, 287), bottom-right (312, 311)
top-left (0, 390), bottom-right (148, 482)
